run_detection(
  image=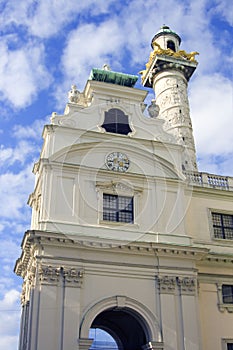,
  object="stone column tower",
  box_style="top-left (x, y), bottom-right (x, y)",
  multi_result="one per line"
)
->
top-left (140, 25), bottom-right (199, 171)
